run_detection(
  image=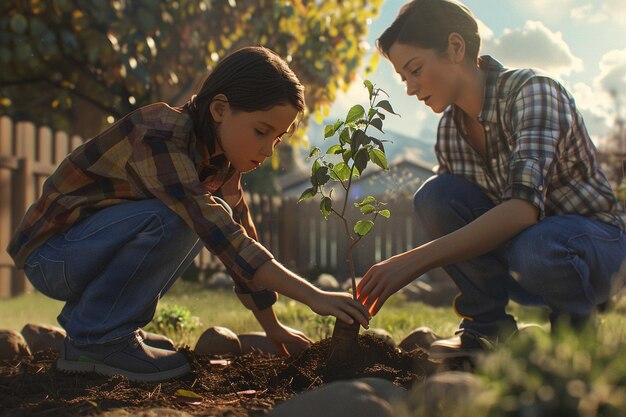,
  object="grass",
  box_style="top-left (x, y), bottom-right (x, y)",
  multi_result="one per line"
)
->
top-left (1, 279), bottom-right (625, 347)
